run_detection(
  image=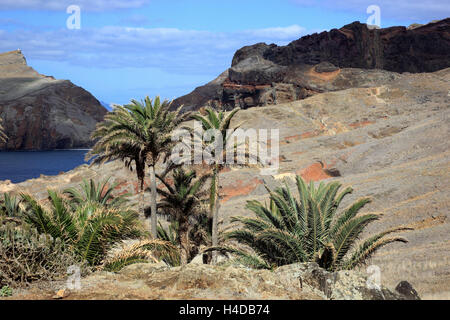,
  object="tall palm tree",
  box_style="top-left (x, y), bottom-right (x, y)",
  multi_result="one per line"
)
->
top-left (156, 168), bottom-right (210, 264)
top-left (87, 96), bottom-right (189, 237)
top-left (63, 178), bottom-right (129, 209)
top-left (215, 176), bottom-right (411, 271)
top-left (20, 190), bottom-right (143, 266)
top-left (0, 117), bottom-right (7, 144)
top-left (188, 107), bottom-right (241, 261)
